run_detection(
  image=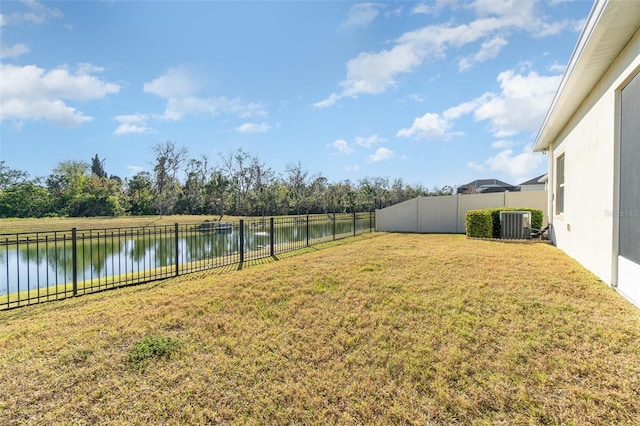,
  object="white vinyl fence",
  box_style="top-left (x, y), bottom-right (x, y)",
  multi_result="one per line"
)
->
top-left (375, 190), bottom-right (548, 234)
